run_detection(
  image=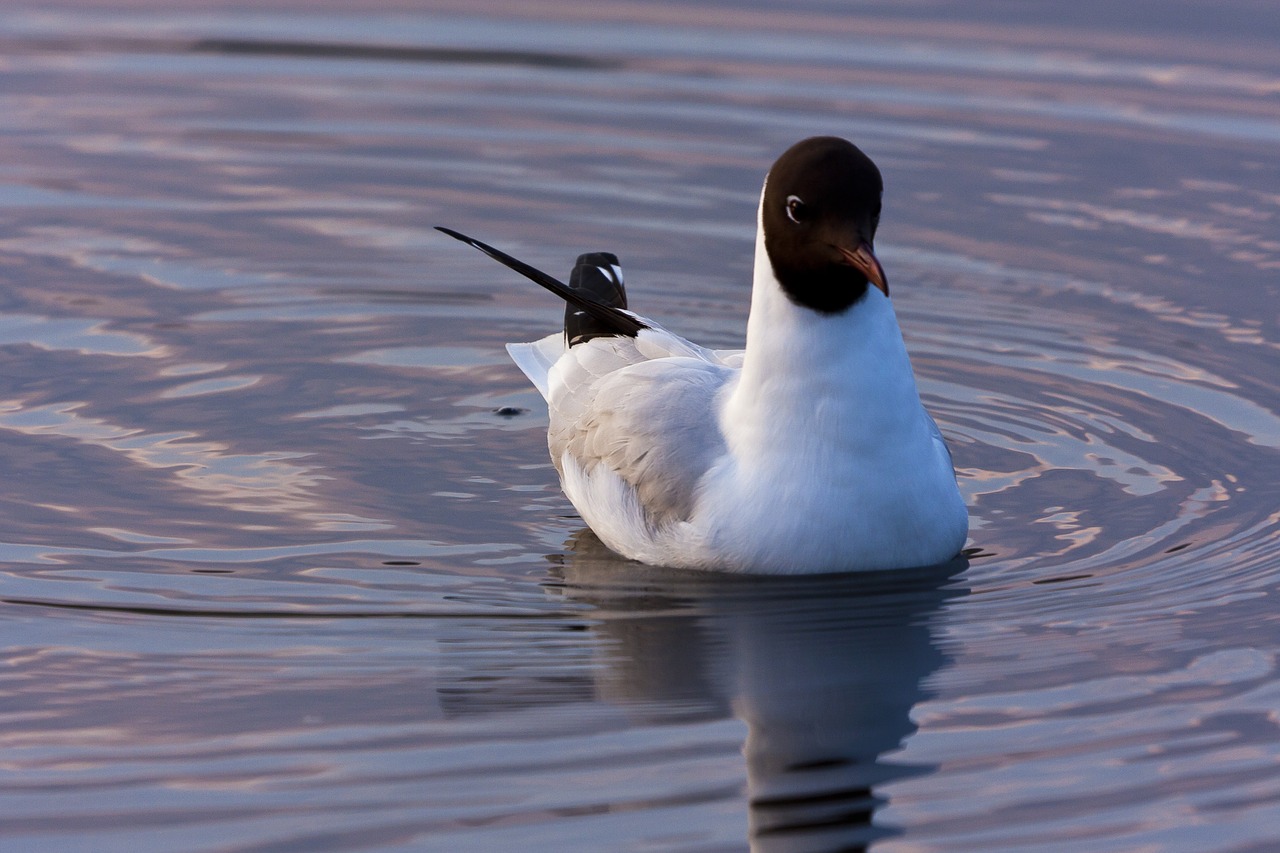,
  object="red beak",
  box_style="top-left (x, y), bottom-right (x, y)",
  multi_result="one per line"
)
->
top-left (836, 243), bottom-right (888, 297)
